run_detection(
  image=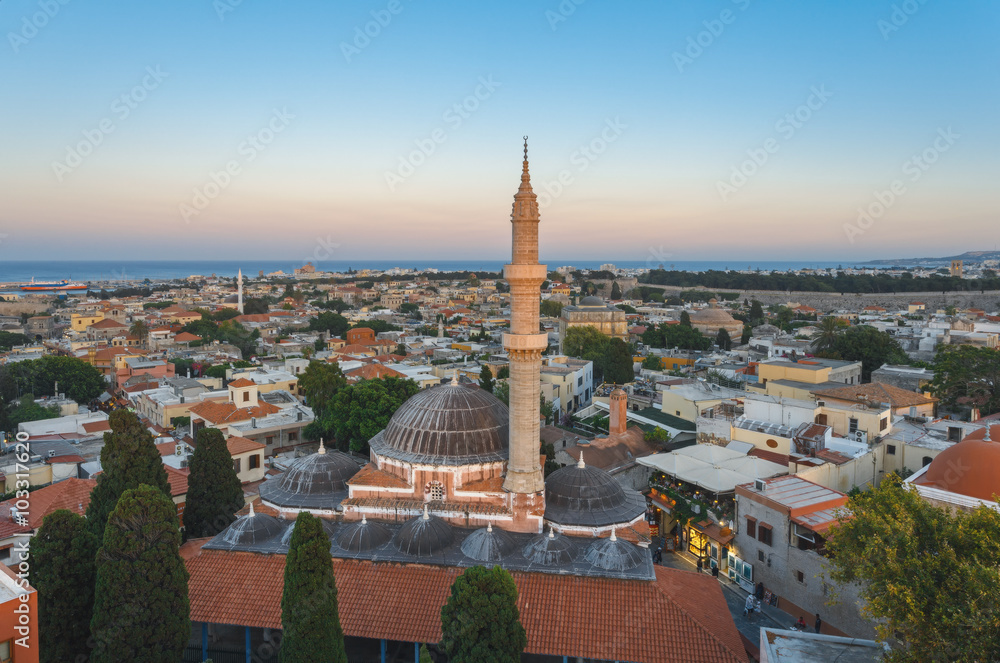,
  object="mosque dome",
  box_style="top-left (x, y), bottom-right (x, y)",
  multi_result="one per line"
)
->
top-left (220, 505), bottom-right (286, 547)
top-left (336, 517), bottom-right (393, 553)
top-left (394, 509), bottom-right (455, 556)
top-left (544, 458), bottom-right (646, 527)
top-left (584, 531), bottom-right (645, 571)
top-left (369, 382), bottom-right (509, 466)
top-left (689, 307), bottom-right (737, 324)
top-left (915, 425), bottom-right (1000, 501)
top-left (279, 516), bottom-right (338, 547)
top-left (579, 296), bottom-right (607, 307)
top-left (460, 523), bottom-right (517, 562)
top-left (259, 441), bottom-right (359, 509)
top-left (523, 528), bottom-right (576, 566)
